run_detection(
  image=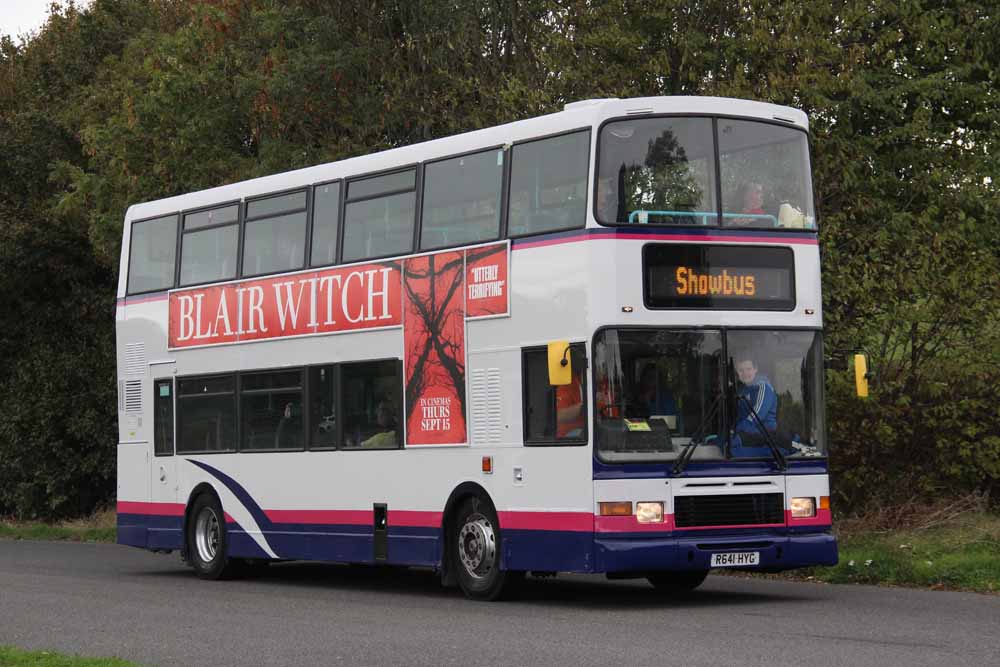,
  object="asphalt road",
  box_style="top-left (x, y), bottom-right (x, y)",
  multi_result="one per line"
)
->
top-left (1, 540), bottom-right (998, 666)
